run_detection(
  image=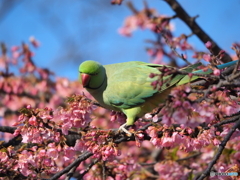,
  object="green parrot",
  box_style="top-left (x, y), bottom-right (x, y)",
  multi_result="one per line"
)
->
top-left (79, 60), bottom-right (238, 134)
